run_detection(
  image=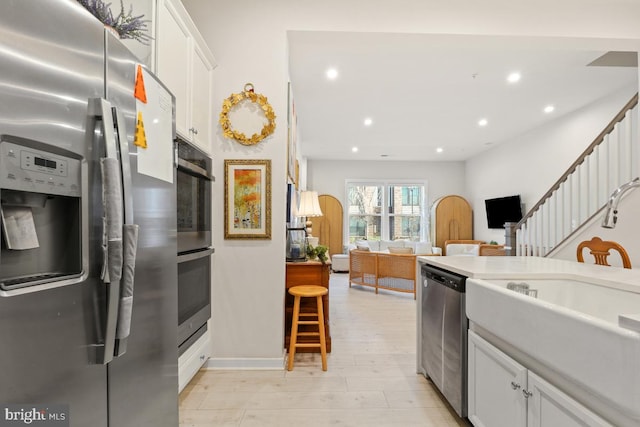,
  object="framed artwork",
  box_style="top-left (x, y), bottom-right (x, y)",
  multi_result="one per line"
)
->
top-left (224, 159), bottom-right (272, 239)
